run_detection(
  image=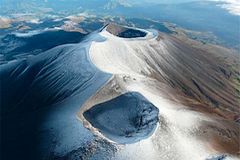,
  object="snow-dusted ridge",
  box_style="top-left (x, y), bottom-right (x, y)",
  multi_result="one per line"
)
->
top-left (89, 26), bottom-right (158, 75)
top-left (104, 23), bottom-right (157, 40)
